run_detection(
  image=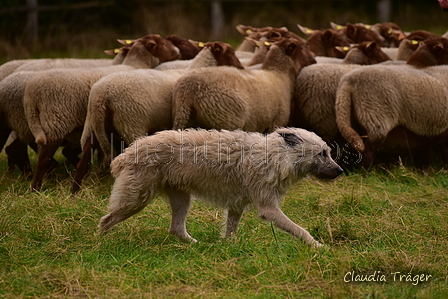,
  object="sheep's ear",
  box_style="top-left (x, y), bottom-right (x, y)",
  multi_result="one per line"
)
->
top-left (335, 45), bottom-right (350, 54)
top-left (213, 42), bottom-right (223, 52)
top-left (236, 24), bottom-right (253, 36)
top-left (104, 49), bottom-right (117, 55)
top-left (146, 40), bottom-right (157, 50)
top-left (433, 42), bottom-right (445, 53)
top-left (397, 31), bottom-right (406, 40)
top-left (330, 22), bottom-right (344, 30)
top-left (322, 29), bottom-right (335, 42)
top-left (366, 41), bottom-right (377, 53)
top-left (297, 24), bottom-right (314, 36)
top-left (346, 24), bottom-right (356, 37)
top-left (285, 41), bottom-right (298, 56)
top-left (117, 39), bottom-right (135, 46)
top-left (280, 133), bottom-right (302, 147)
